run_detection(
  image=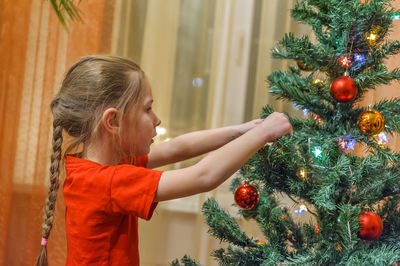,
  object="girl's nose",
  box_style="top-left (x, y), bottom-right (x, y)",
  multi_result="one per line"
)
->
top-left (155, 116), bottom-right (161, 127)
